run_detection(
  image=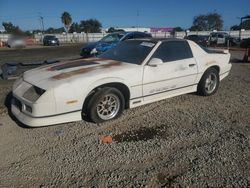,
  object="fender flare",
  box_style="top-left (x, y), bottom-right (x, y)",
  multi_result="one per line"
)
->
top-left (86, 77), bottom-right (130, 95)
